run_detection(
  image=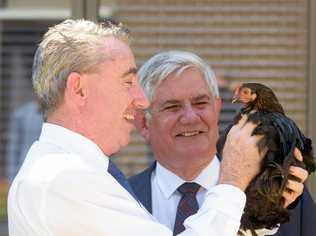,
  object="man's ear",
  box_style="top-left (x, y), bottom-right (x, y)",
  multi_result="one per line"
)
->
top-left (65, 72), bottom-right (87, 106)
top-left (134, 110), bottom-right (150, 142)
